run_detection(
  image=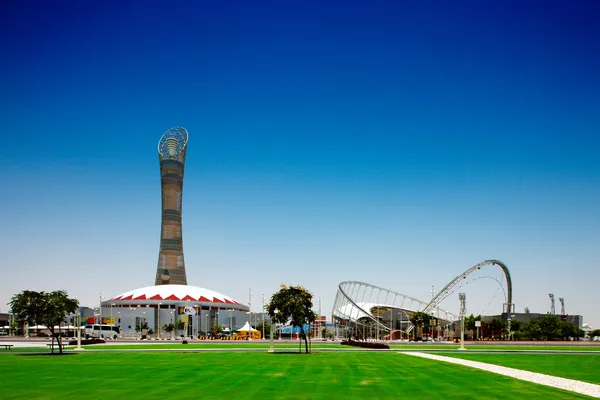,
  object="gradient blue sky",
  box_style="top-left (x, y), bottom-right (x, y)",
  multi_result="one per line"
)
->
top-left (1, 1), bottom-right (599, 327)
